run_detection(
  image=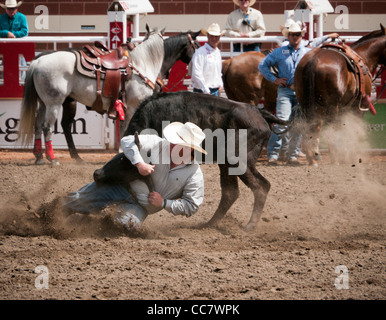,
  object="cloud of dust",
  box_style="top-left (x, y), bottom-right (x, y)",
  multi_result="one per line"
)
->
top-left (321, 112), bottom-right (371, 164)
top-left (0, 195), bottom-right (131, 239)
